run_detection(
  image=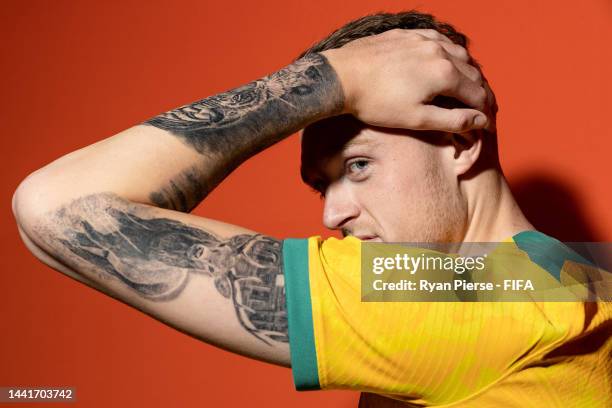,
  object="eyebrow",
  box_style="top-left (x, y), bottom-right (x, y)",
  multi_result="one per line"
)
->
top-left (343, 136), bottom-right (380, 150)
